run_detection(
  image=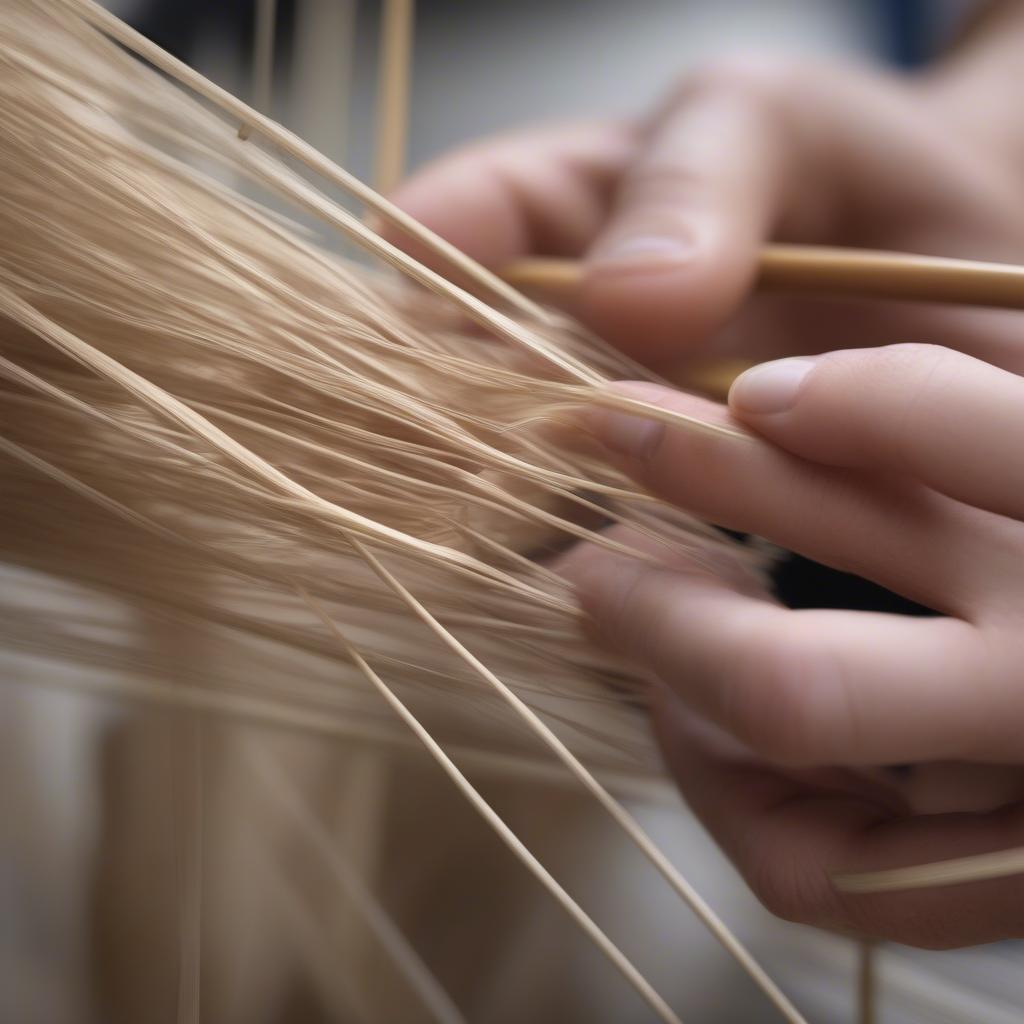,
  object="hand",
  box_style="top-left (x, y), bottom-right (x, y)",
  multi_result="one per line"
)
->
top-left (567, 343), bottom-right (1024, 948)
top-left (387, 55), bottom-right (1024, 375)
